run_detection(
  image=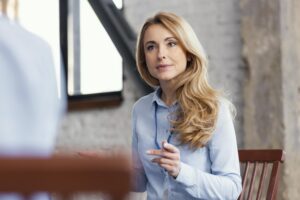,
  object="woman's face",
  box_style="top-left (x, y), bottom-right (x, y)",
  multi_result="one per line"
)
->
top-left (143, 24), bottom-right (188, 84)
